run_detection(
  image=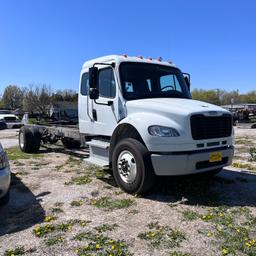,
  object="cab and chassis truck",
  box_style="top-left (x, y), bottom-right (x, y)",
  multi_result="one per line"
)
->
top-left (19, 55), bottom-right (234, 194)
